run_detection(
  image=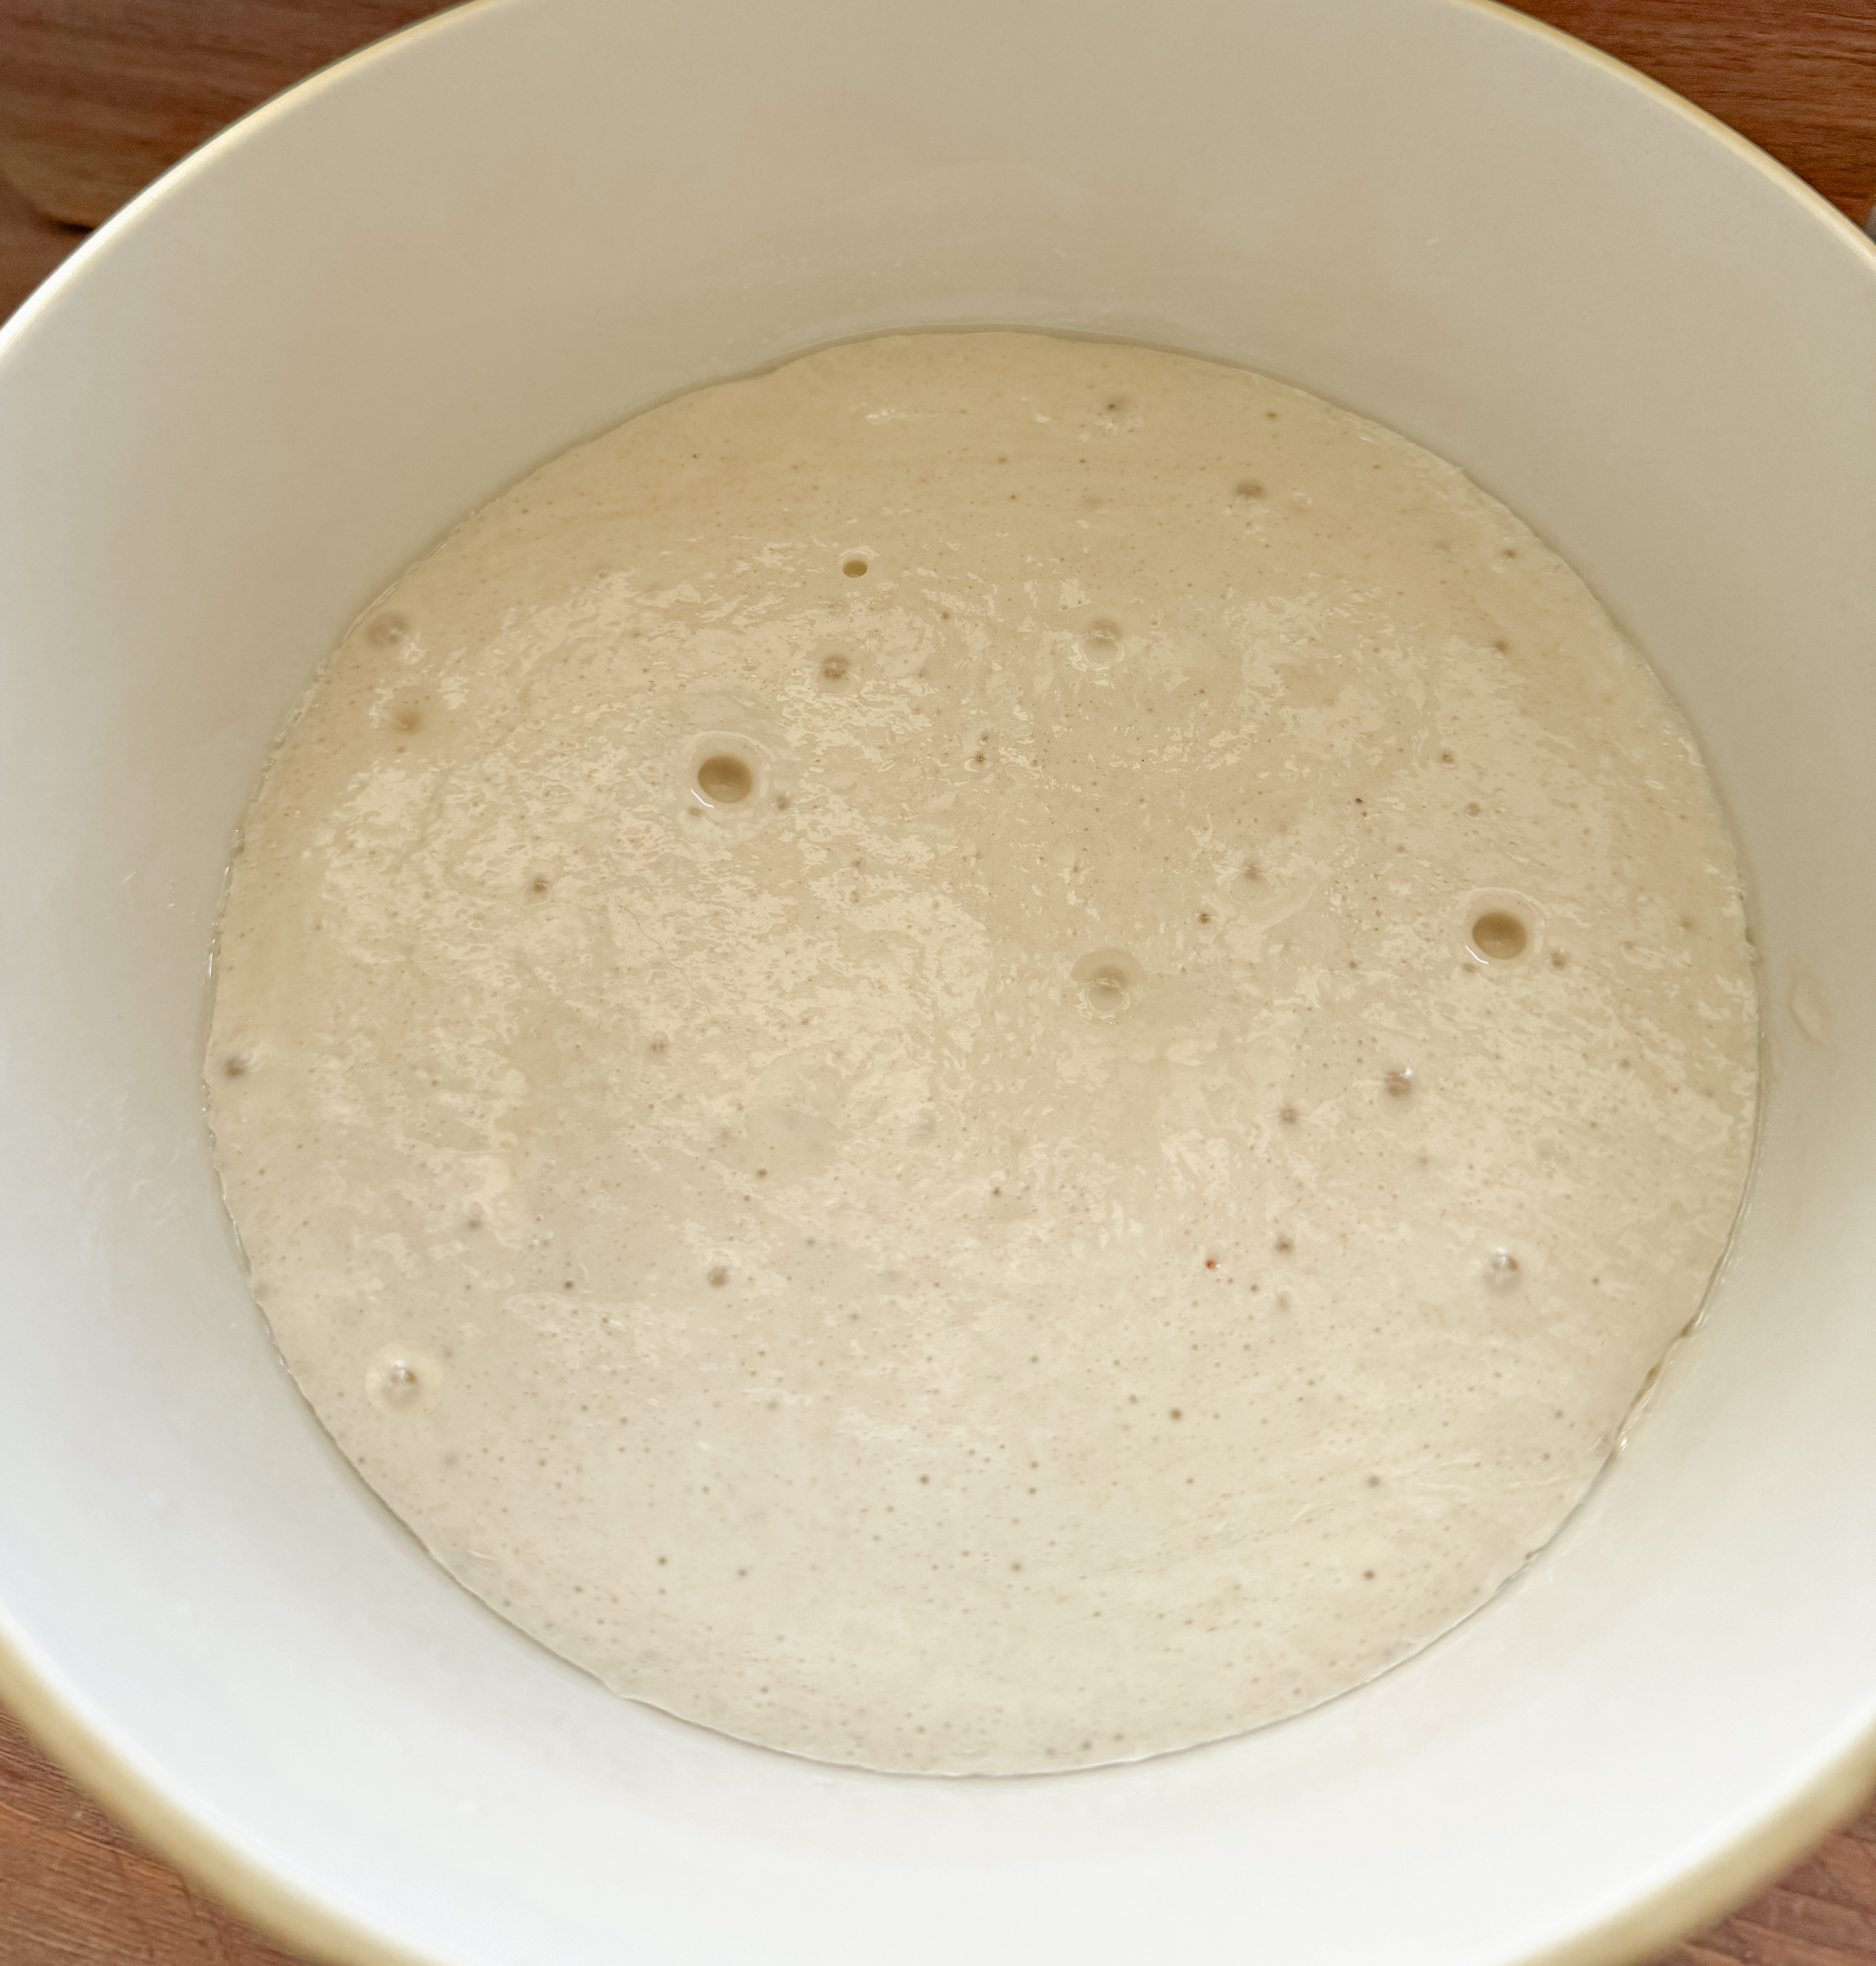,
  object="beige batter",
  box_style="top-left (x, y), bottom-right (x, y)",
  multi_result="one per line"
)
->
top-left (206, 332), bottom-right (1757, 1774)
